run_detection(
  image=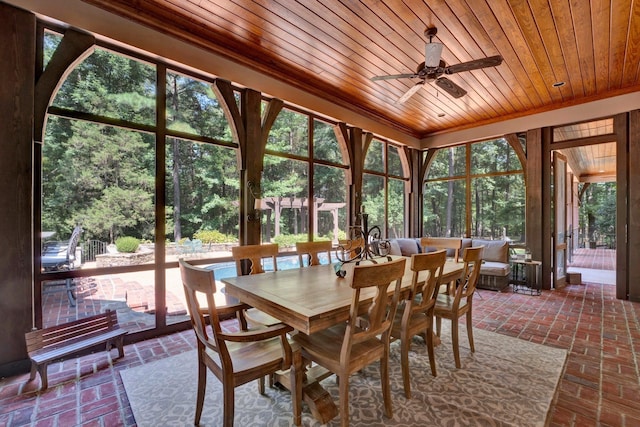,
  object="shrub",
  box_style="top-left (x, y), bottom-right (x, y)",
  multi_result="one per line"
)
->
top-left (115, 236), bottom-right (140, 253)
top-left (272, 233), bottom-right (308, 248)
top-left (193, 229), bottom-right (237, 244)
